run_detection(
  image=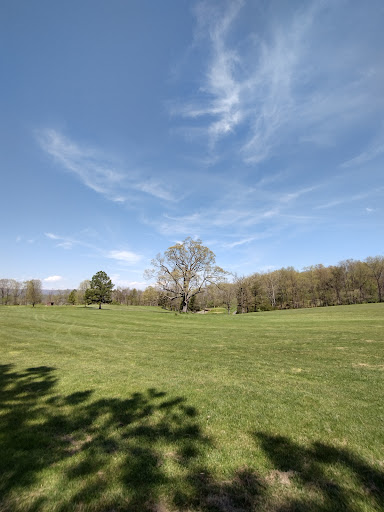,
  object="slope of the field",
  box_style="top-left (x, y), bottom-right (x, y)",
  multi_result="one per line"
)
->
top-left (1, 304), bottom-right (383, 511)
